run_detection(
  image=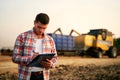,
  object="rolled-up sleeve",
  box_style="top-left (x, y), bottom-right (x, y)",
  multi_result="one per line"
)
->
top-left (12, 34), bottom-right (32, 65)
